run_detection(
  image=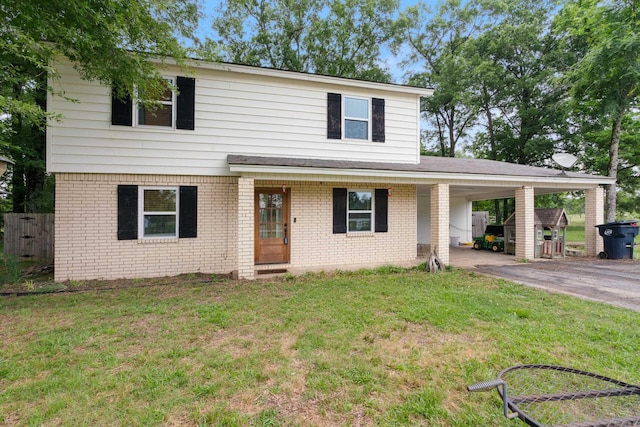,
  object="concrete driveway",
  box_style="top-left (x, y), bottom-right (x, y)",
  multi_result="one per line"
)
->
top-left (449, 246), bottom-right (640, 312)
